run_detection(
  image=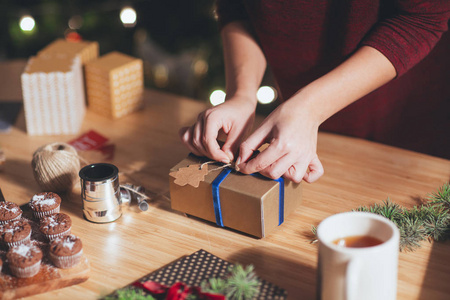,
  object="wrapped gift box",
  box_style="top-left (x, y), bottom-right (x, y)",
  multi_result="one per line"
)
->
top-left (21, 55), bottom-right (85, 135)
top-left (38, 39), bottom-right (99, 64)
top-left (170, 155), bottom-right (302, 238)
top-left (106, 249), bottom-right (287, 299)
top-left (85, 51), bottom-right (144, 119)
